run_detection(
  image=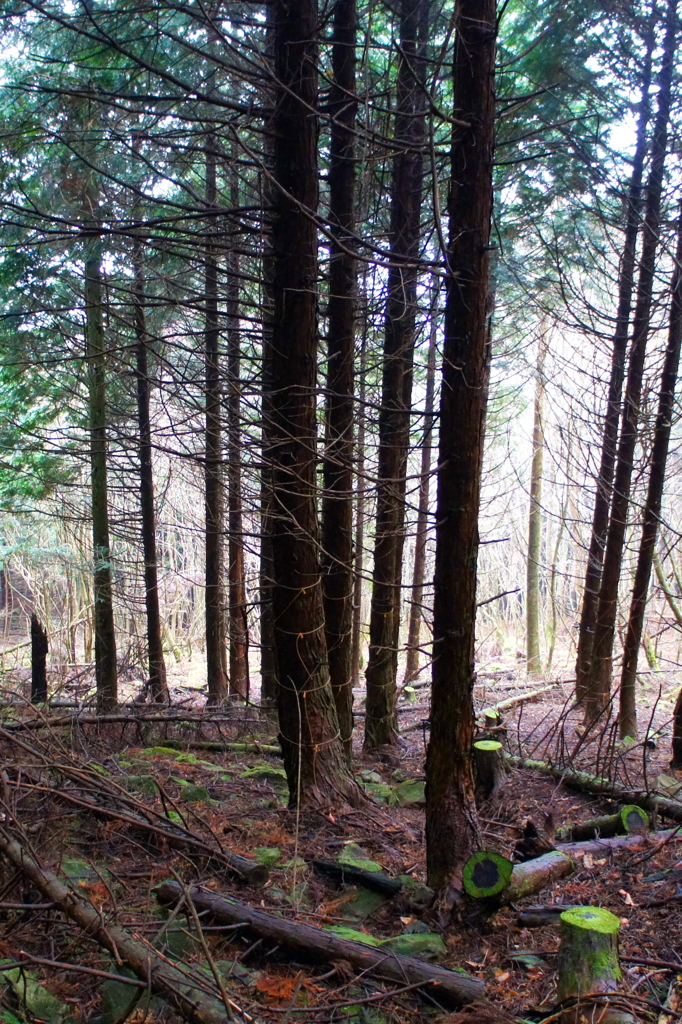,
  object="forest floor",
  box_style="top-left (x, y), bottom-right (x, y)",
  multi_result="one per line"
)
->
top-left (0, 660), bottom-right (679, 1024)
